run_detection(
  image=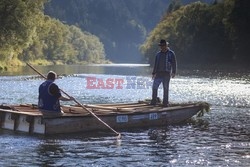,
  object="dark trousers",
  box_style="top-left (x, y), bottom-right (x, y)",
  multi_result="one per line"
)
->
top-left (151, 73), bottom-right (170, 105)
